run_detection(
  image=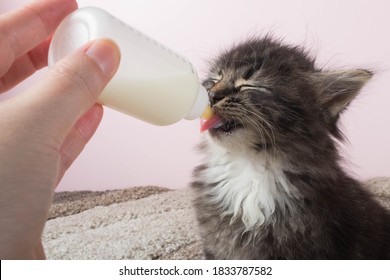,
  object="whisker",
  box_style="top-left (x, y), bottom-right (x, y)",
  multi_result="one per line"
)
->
top-left (228, 104), bottom-right (278, 158)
